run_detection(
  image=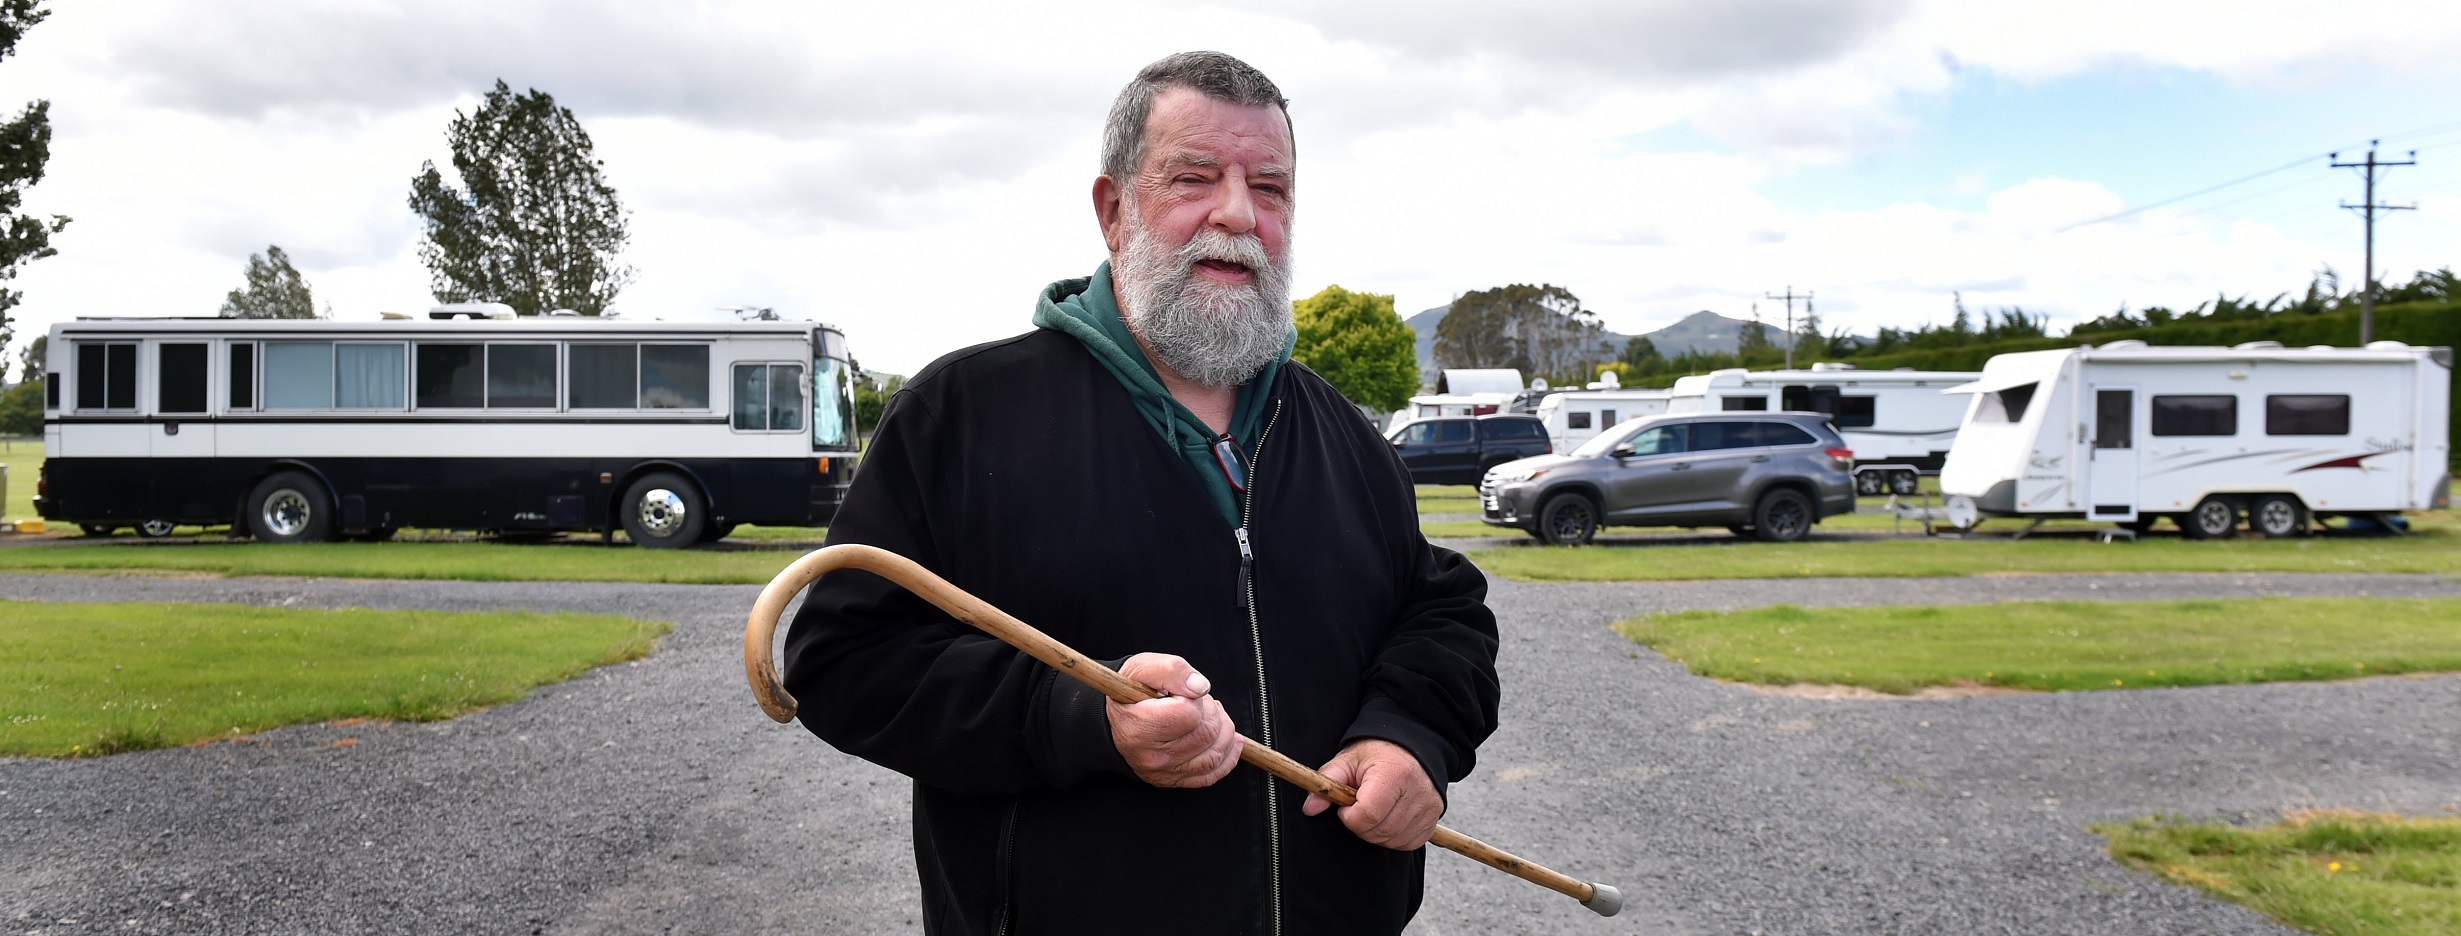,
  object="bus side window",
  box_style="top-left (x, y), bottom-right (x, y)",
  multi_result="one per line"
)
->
top-left (569, 344), bottom-right (638, 409)
top-left (158, 343), bottom-right (209, 414)
top-left (228, 342), bottom-right (256, 410)
top-left (642, 344), bottom-right (709, 409)
top-left (76, 341), bottom-right (137, 411)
